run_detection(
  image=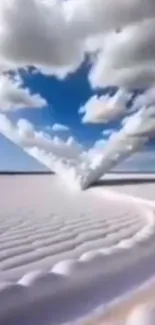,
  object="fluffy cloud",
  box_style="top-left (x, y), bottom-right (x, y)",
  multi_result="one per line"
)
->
top-left (80, 89), bottom-right (129, 123)
top-left (65, 0), bottom-right (155, 38)
top-left (89, 61), bottom-right (155, 90)
top-left (0, 0), bottom-right (84, 77)
top-left (1, 102), bottom-right (155, 188)
top-left (89, 18), bottom-right (155, 89)
top-left (72, 2), bottom-right (155, 89)
top-left (65, 0), bottom-right (155, 90)
top-left (132, 86), bottom-right (155, 111)
top-left (93, 19), bottom-right (155, 71)
top-left (81, 104), bottom-right (155, 188)
top-left (0, 113), bottom-right (16, 139)
top-left (0, 113), bottom-right (92, 184)
top-left (105, 105), bottom-right (155, 155)
top-left (0, 0), bottom-right (154, 87)
top-left (86, 139), bottom-right (107, 165)
top-left (26, 147), bottom-right (55, 170)
top-left (0, 114), bottom-right (84, 164)
top-left (51, 123), bottom-right (70, 132)
top-left (0, 74), bottom-right (47, 111)
top-left (122, 106), bottom-right (155, 137)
